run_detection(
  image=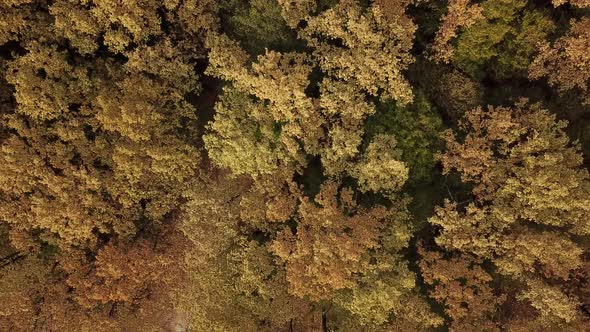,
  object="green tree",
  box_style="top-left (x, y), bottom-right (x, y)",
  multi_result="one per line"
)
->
top-left (365, 91), bottom-right (445, 184)
top-left (220, 0), bottom-right (301, 55)
top-left (449, 0), bottom-right (555, 79)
